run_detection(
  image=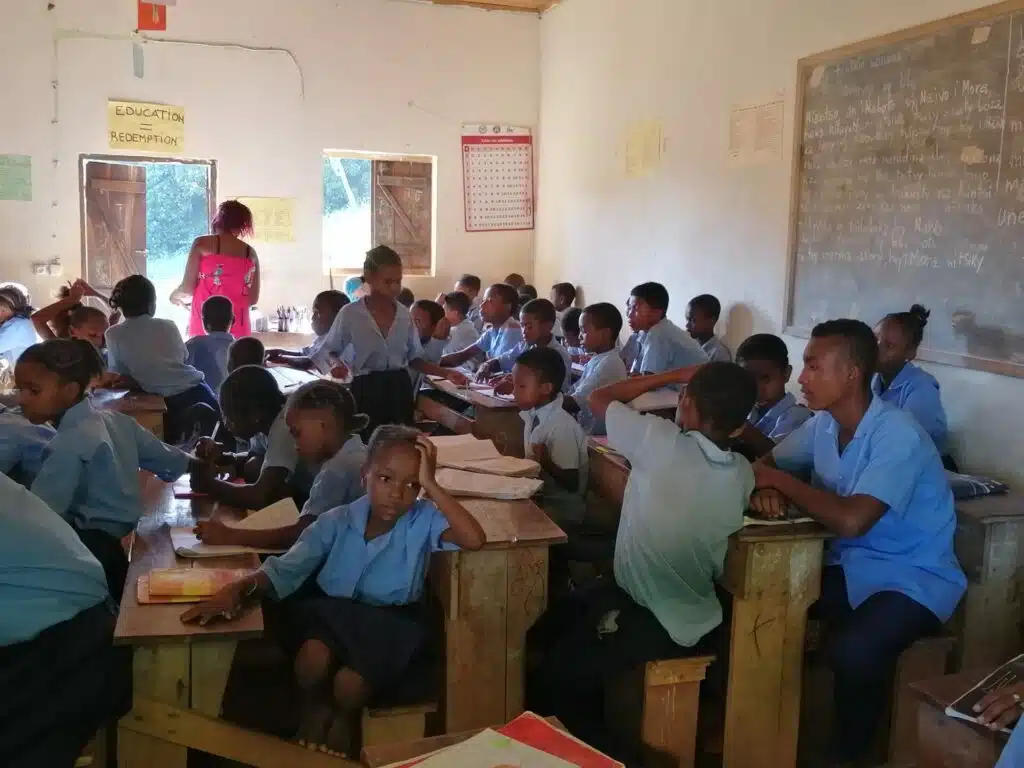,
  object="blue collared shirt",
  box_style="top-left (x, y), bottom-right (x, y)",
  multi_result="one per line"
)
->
top-left (620, 333), bottom-right (641, 372)
top-left (571, 349), bottom-right (628, 435)
top-left (475, 318), bottom-right (523, 360)
top-left (0, 316), bottom-right (37, 367)
top-left (30, 398), bottom-right (191, 538)
top-left (701, 335), bottom-right (732, 363)
top-left (412, 337), bottom-right (447, 393)
top-left (261, 496), bottom-right (459, 605)
top-left (302, 436), bottom-right (368, 518)
top-left (498, 337), bottom-right (574, 392)
top-left (467, 301), bottom-right (485, 334)
top-left (185, 331), bottom-right (234, 395)
top-left (632, 318), bottom-right (708, 387)
top-left (249, 411), bottom-right (318, 496)
top-left (748, 392), bottom-right (812, 443)
top-left (444, 319), bottom-right (480, 357)
top-left (522, 393), bottom-right (588, 526)
top-left (105, 315), bottom-right (205, 396)
top-left (321, 299), bottom-right (424, 377)
top-left (871, 363), bottom-right (948, 454)
top-left (997, 721), bottom-right (1024, 768)
top-left (0, 473), bottom-right (109, 646)
top-left (0, 409), bottom-right (56, 486)
top-left (773, 398), bottom-right (966, 621)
